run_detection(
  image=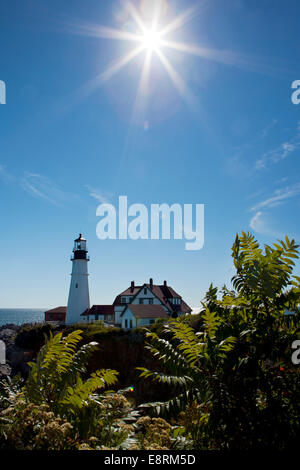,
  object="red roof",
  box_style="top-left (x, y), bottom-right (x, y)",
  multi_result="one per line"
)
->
top-left (114, 282), bottom-right (192, 315)
top-left (126, 304), bottom-right (169, 319)
top-left (45, 306), bottom-right (67, 314)
top-left (81, 305), bottom-right (114, 317)
top-left (113, 287), bottom-right (142, 306)
top-left (146, 284), bottom-right (192, 314)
